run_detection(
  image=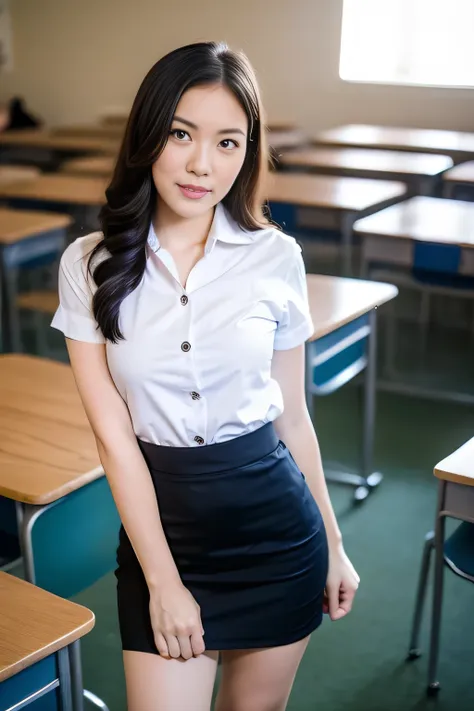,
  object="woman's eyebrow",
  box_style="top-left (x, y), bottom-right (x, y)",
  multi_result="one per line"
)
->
top-left (173, 115), bottom-right (246, 137)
